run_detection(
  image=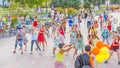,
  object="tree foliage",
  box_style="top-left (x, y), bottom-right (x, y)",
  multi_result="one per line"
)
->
top-left (11, 0), bottom-right (51, 8)
top-left (84, 0), bottom-right (90, 9)
top-left (50, 0), bottom-right (81, 9)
